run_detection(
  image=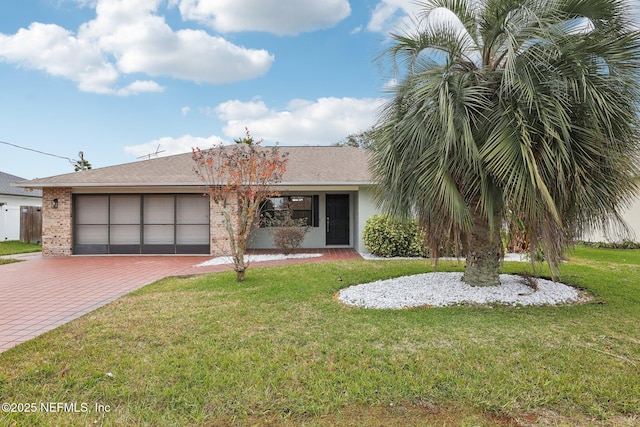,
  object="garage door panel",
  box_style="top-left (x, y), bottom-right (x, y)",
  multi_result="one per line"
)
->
top-left (76, 224), bottom-right (108, 244)
top-left (144, 196), bottom-right (174, 224)
top-left (110, 195), bottom-right (140, 224)
top-left (176, 224), bottom-right (209, 244)
top-left (75, 196), bottom-right (108, 225)
top-left (110, 225), bottom-right (141, 244)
